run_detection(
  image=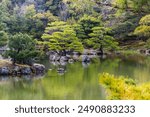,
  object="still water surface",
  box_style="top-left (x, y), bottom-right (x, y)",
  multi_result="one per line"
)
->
top-left (0, 56), bottom-right (150, 100)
